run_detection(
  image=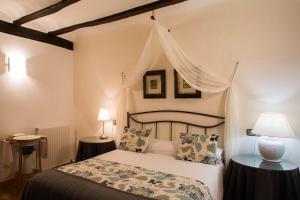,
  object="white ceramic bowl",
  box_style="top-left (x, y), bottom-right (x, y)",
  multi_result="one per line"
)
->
top-left (13, 135), bottom-right (41, 141)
